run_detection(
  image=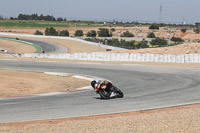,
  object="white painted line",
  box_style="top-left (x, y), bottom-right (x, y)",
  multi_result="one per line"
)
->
top-left (72, 75), bottom-right (94, 81)
top-left (76, 86), bottom-right (93, 90)
top-left (36, 92), bottom-right (64, 96)
top-left (44, 72), bottom-right (66, 76)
